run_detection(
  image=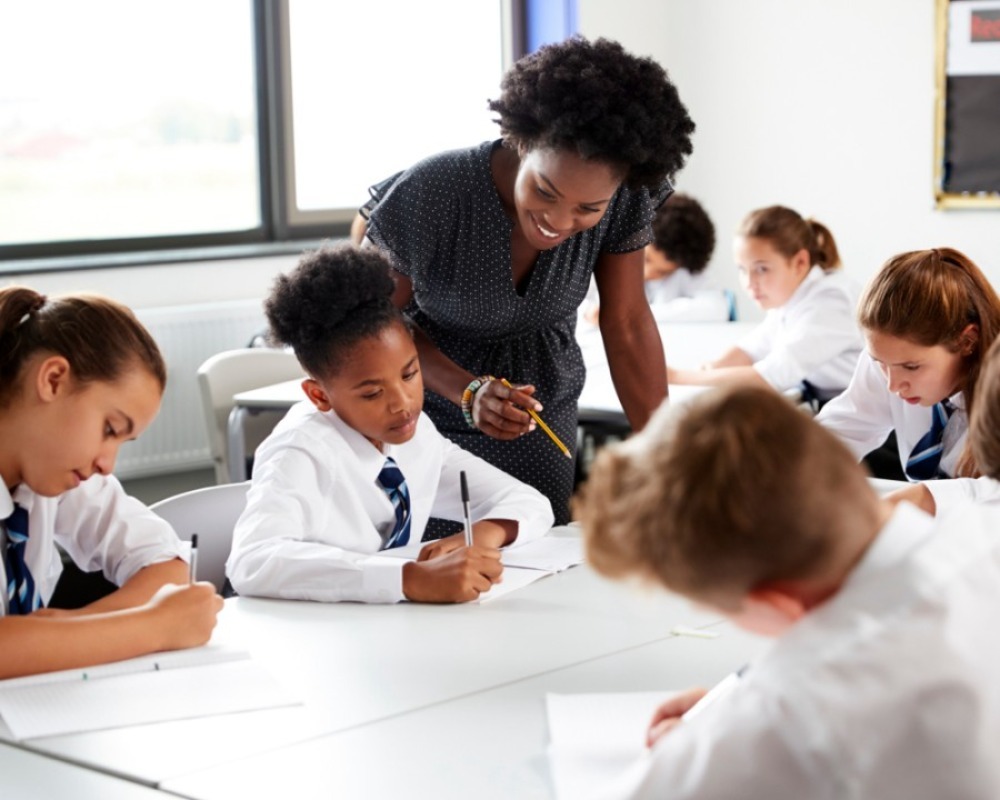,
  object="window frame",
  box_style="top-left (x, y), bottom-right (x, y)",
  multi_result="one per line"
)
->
top-left (0, 0), bottom-right (553, 274)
